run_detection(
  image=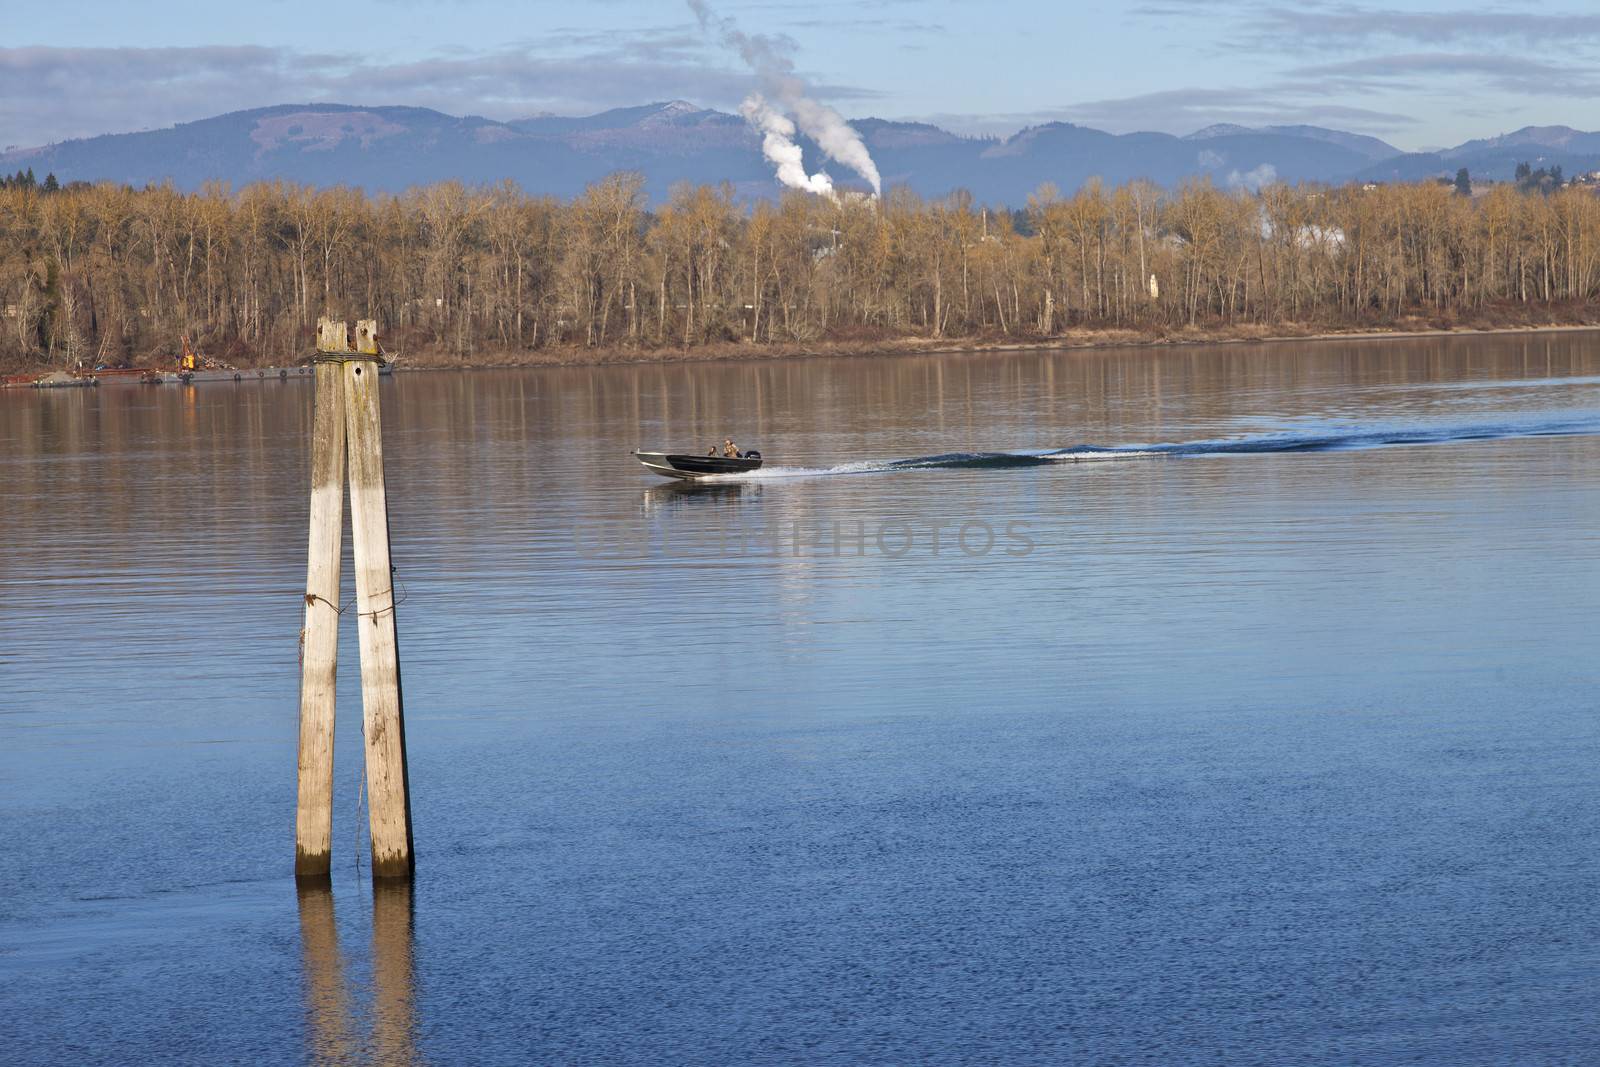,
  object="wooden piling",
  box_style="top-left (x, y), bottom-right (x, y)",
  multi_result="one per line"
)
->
top-left (295, 327), bottom-right (348, 879)
top-left (343, 320), bottom-right (415, 880)
top-left (296, 316), bottom-right (413, 882)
